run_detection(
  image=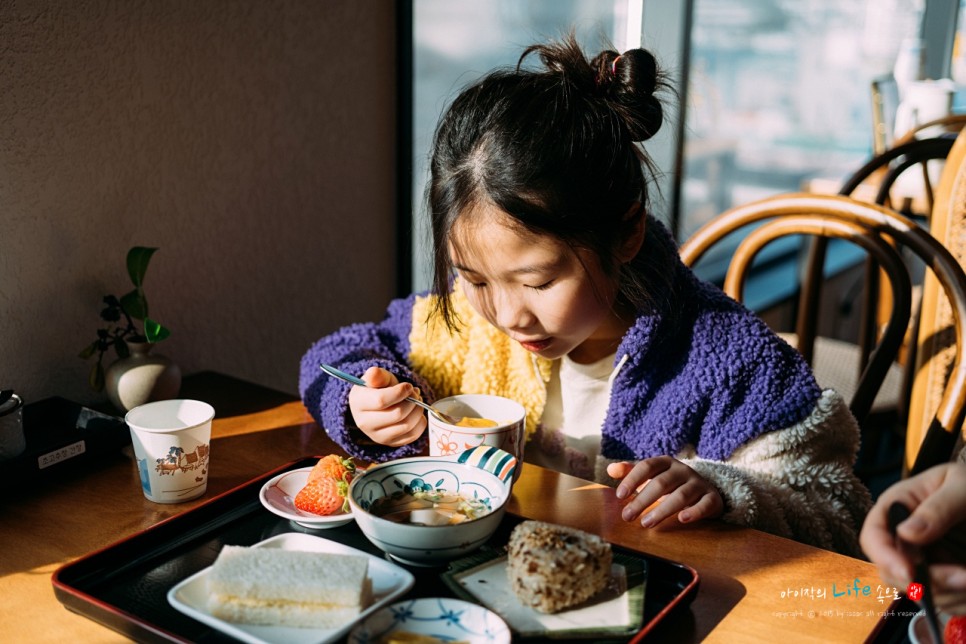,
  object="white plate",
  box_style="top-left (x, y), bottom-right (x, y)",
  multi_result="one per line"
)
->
top-left (348, 597), bottom-right (511, 644)
top-left (260, 467), bottom-right (355, 529)
top-left (442, 549), bottom-right (646, 639)
top-left (167, 532), bottom-right (415, 644)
